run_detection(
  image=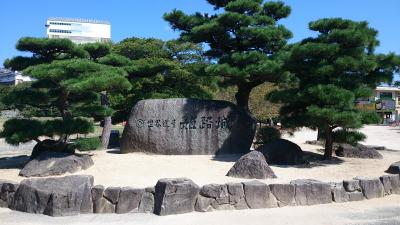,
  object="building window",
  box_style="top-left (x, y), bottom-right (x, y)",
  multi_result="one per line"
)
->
top-left (380, 92), bottom-right (393, 99)
top-left (49, 22), bottom-right (71, 26)
top-left (49, 29), bottom-right (72, 34)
